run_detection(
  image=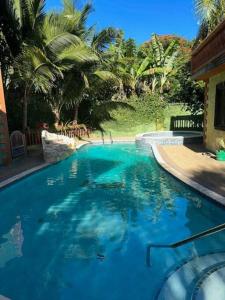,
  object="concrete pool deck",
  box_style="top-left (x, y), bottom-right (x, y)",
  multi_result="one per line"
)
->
top-left (153, 144), bottom-right (225, 205)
